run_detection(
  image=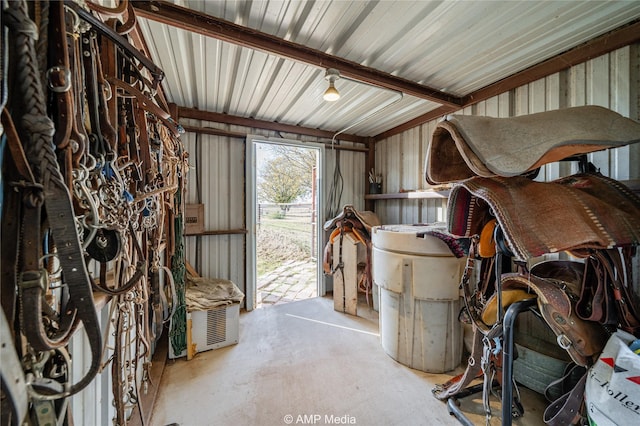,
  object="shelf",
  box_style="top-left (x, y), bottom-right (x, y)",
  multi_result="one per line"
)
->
top-left (185, 228), bottom-right (248, 236)
top-left (365, 180), bottom-right (638, 200)
top-left (365, 190), bottom-right (449, 200)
